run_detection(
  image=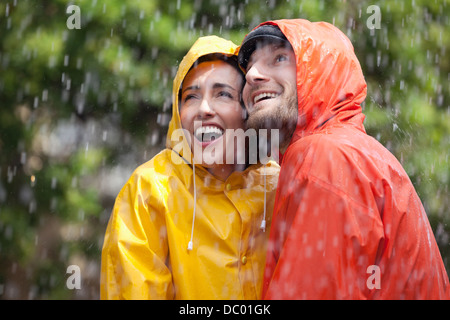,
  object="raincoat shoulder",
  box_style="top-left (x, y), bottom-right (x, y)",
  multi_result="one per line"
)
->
top-left (100, 149), bottom-right (181, 300)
